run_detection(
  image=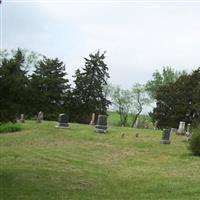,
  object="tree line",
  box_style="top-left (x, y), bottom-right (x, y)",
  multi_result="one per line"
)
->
top-left (0, 48), bottom-right (200, 129)
top-left (0, 49), bottom-right (109, 123)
